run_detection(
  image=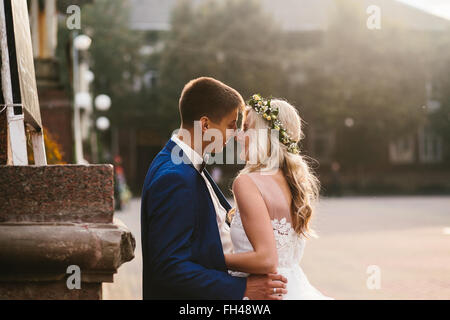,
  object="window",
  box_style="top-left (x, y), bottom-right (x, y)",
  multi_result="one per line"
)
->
top-left (389, 136), bottom-right (415, 164)
top-left (418, 126), bottom-right (443, 164)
